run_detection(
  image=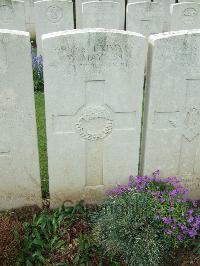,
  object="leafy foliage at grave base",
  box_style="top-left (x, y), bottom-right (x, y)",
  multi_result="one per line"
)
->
top-left (92, 192), bottom-right (170, 266)
top-left (16, 202), bottom-right (116, 265)
top-left (0, 173), bottom-right (199, 265)
top-left (93, 171), bottom-right (200, 265)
